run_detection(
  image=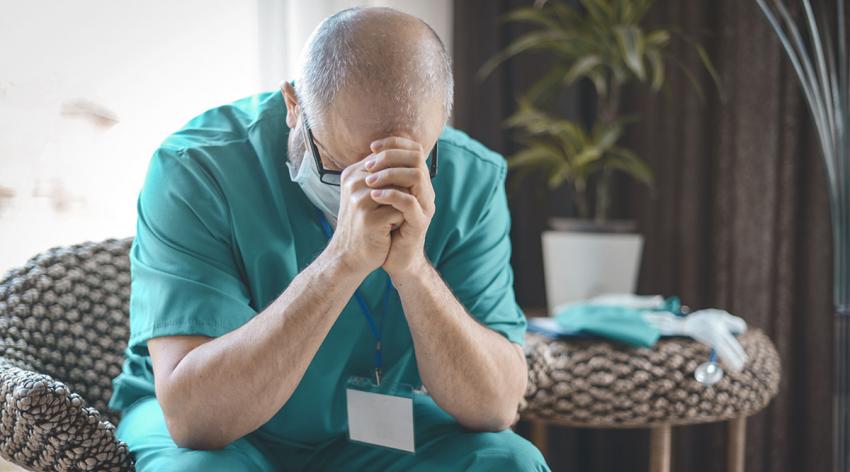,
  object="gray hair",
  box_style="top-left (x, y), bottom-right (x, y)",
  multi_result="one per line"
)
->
top-left (295, 7), bottom-right (454, 134)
